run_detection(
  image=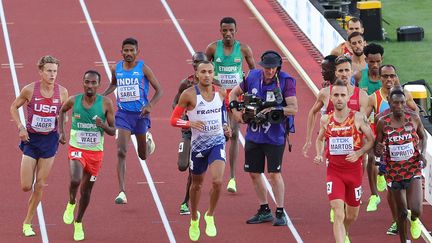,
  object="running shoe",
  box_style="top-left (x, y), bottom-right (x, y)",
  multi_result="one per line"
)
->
top-left (330, 208), bottom-right (334, 223)
top-left (74, 222), bottom-right (85, 241)
top-left (115, 191), bottom-right (127, 204)
top-left (204, 211), bottom-right (217, 237)
top-left (366, 195), bottom-right (381, 212)
top-left (273, 213), bottom-right (287, 226)
top-left (63, 202), bottom-right (76, 224)
top-left (386, 221), bottom-right (398, 235)
top-left (246, 209), bottom-right (273, 224)
top-left (227, 178), bottom-right (237, 193)
top-left (180, 203), bottom-right (190, 215)
top-left (189, 211), bottom-right (200, 241)
top-left (410, 218), bottom-right (421, 239)
top-left (147, 132), bottom-right (156, 155)
top-left (345, 235), bottom-right (350, 243)
top-left (377, 175), bottom-right (387, 192)
top-left (22, 224), bottom-right (36, 237)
